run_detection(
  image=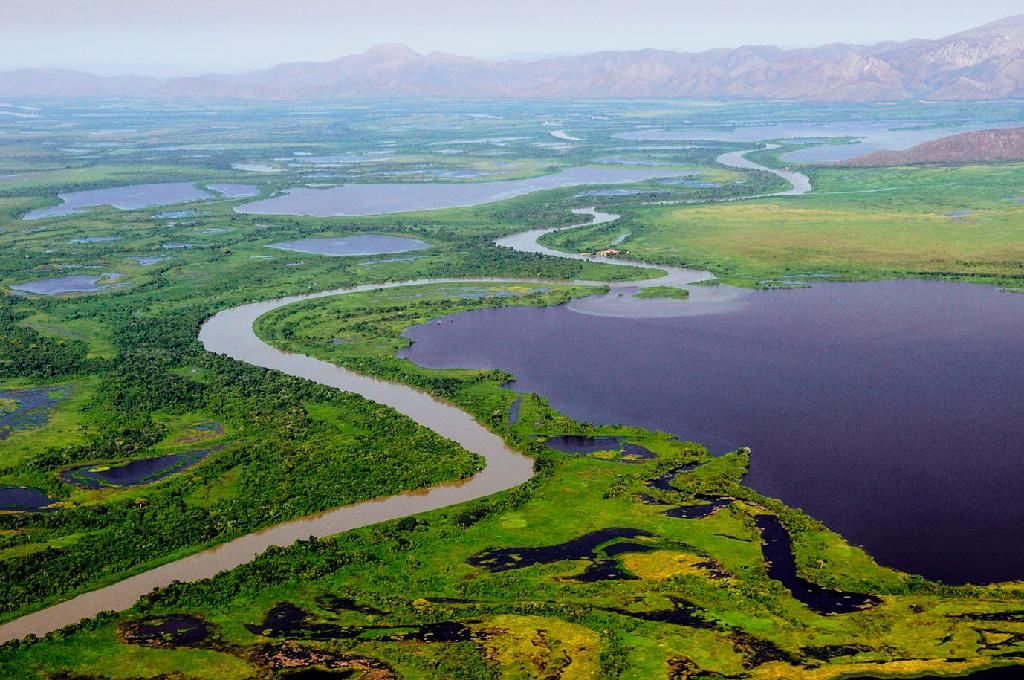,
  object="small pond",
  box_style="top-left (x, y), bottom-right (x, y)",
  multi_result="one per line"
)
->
top-left (268, 235), bottom-right (430, 257)
top-left (1, 386), bottom-right (66, 438)
top-left (63, 448), bottom-right (216, 489)
top-left (0, 487), bottom-right (58, 512)
top-left (24, 182), bottom-right (213, 220)
top-left (9, 273), bottom-right (124, 295)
